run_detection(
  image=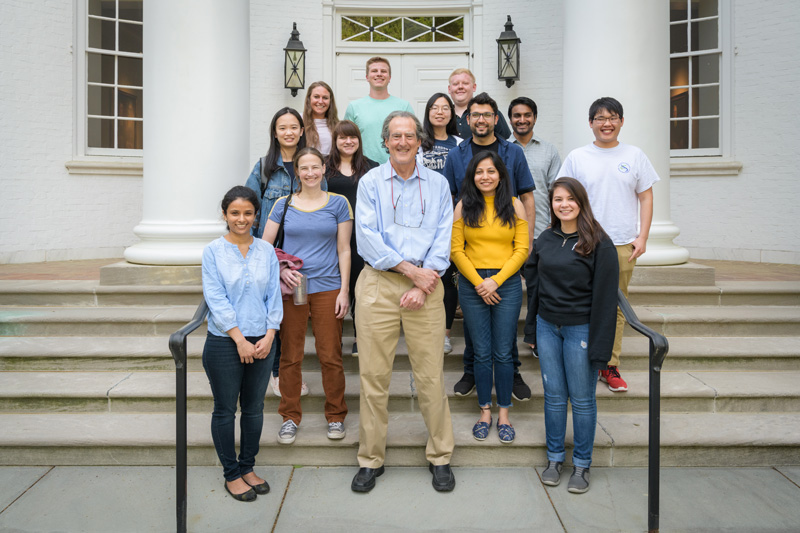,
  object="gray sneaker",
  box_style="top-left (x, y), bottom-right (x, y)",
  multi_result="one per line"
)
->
top-left (443, 336), bottom-right (453, 354)
top-left (277, 420), bottom-right (297, 444)
top-left (568, 466), bottom-right (590, 494)
top-left (540, 461), bottom-right (563, 486)
top-left (327, 421), bottom-right (346, 440)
